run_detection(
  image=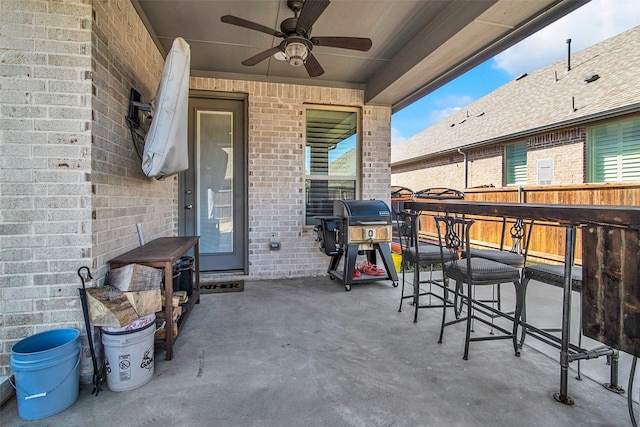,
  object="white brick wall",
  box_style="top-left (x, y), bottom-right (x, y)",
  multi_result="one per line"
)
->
top-left (0, 0), bottom-right (171, 380)
top-left (91, 0), bottom-right (173, 279)
top-left (0, 0), bottom-right (93, 374)
top-left (362, 106), bottom-right (393, 200)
